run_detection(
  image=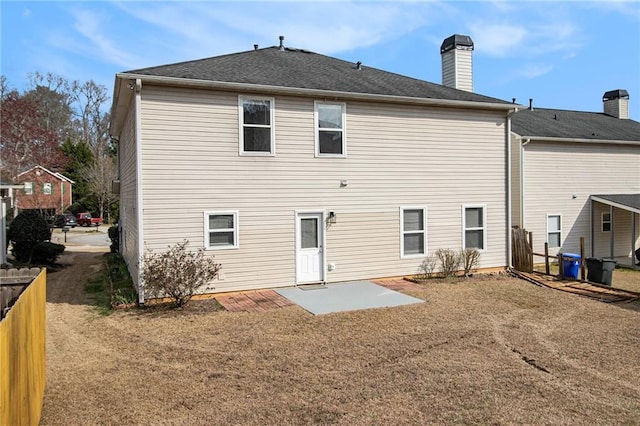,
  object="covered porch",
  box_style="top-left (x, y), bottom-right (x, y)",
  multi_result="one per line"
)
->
top-left (591, 194), bottom-right (640, 268)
